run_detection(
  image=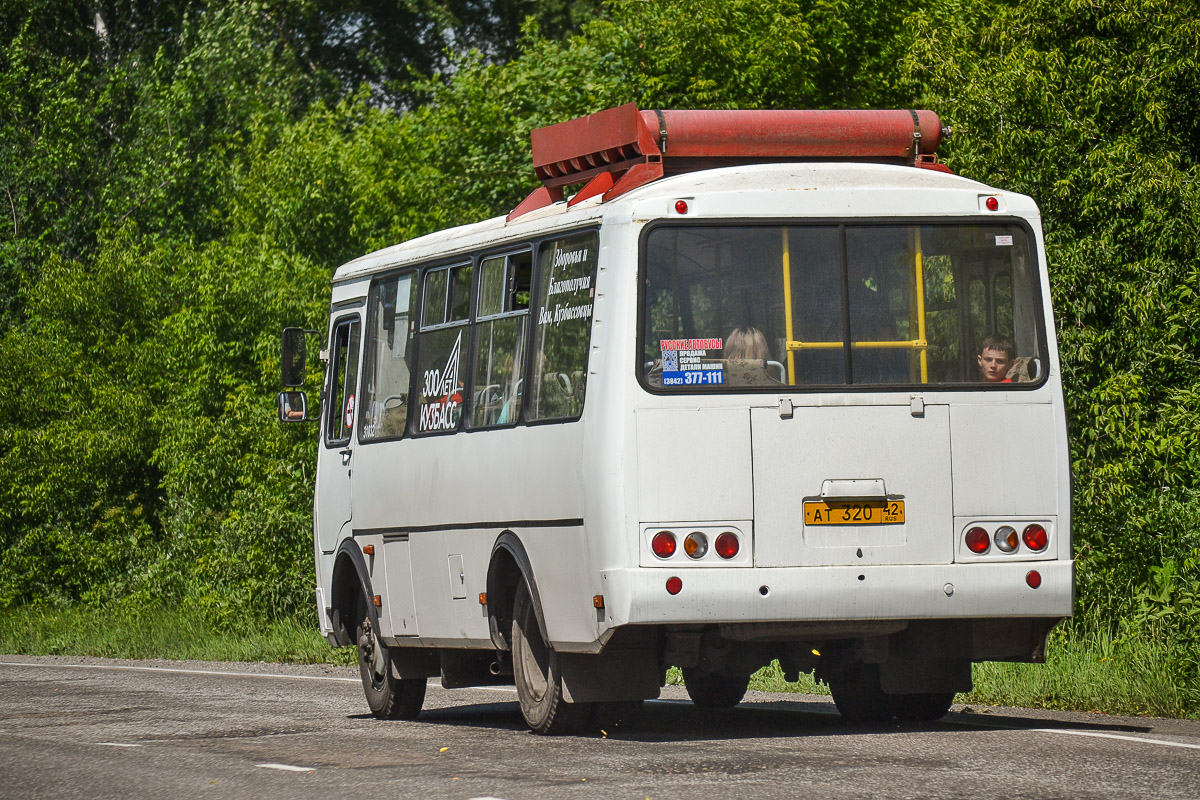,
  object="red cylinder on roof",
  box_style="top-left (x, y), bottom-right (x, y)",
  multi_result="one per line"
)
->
top-left (638, 109), bottom-right (944, 159)
top-left (512, 104), bottom-right (950, 220)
